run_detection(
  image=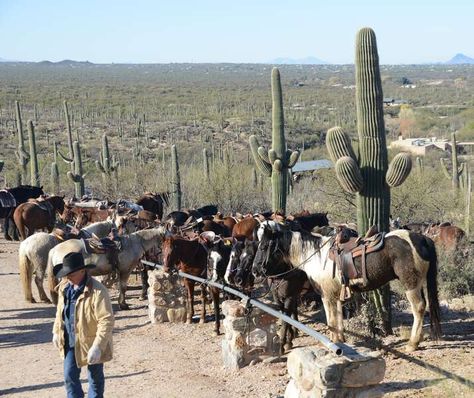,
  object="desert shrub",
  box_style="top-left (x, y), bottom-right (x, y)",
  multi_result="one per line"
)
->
top-left (437, 247), bottom-right (474, 299)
